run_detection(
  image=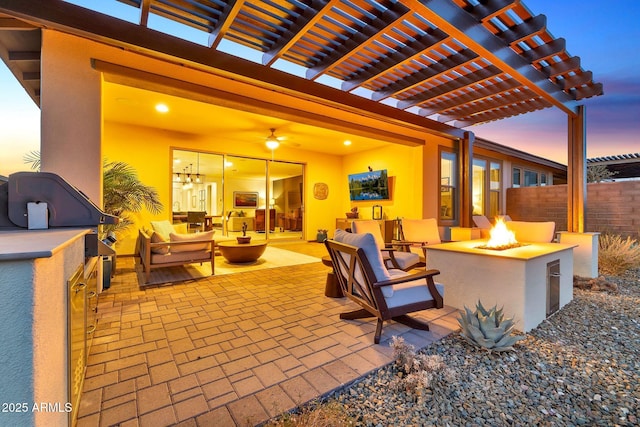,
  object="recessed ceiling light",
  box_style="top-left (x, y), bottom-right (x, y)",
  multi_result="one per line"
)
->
top-left (343, 140), bottom-right (352, 146)
top-left (155, 103), bottom-right (169, 113)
